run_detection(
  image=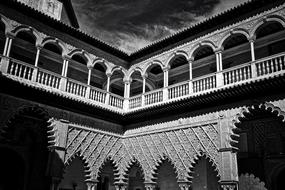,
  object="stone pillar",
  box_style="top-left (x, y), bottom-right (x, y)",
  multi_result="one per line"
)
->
top-left (163, 66), bottom-right (169, 101)
top-left (178, 181), bottom-right (191, 190)
top-left (215, 49), bottom-right (224, 87)
top-left (123, 78), bottom-right (131, 110)
top-left (105, 73), bottom-right (111, 105)
top-left (188, 58), bottom-right (194, 94)
top-left (32, 45), bottom-right (42, 82)
top-left (144, 182), bottom-right (156, 190)
top-left (218, 114), bottom-right (239, 190)
top-left (85, 68), bottom-right (92, 99)
top-left (142, 73), bottom-right (148, 106)
top-left (47, 119), bottom-right (70, 190)
top-left (59, 56), bottom-right (69, 91)
top-left (86, 179), bottom-right (98, 190)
